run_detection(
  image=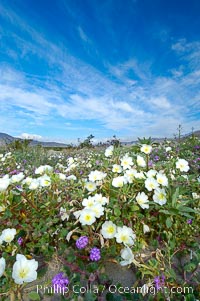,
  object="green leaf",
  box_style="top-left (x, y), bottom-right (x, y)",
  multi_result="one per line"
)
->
top-left (159, 209), bottom-right (170, 215)
top-left (179, 212), bottom-right (193, 218)
top-left (184, 262), bottom-right (196, 272)
top-left (106, 293), bottom-right (115, 301)
top-left (114, 207), bottom-right (121, 216)
top-left (84, 292), bottom-right (97, 301)
top-left (106, 293), bottom-right (123, 301)
top-left (177, 206), bottom-right (196, 213)
top-left (28, 291), bottom-right (41, 300)
top-left (185, 294), bottom-right (196, 301)
top-left (166, 217), bottom-right (172, 228)
top-left (130, 205), bottom-right (140, 211)
top-left (172, 187), bottom-right (179, 208)
top-left (168, 268), bottom-right (177, 280)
